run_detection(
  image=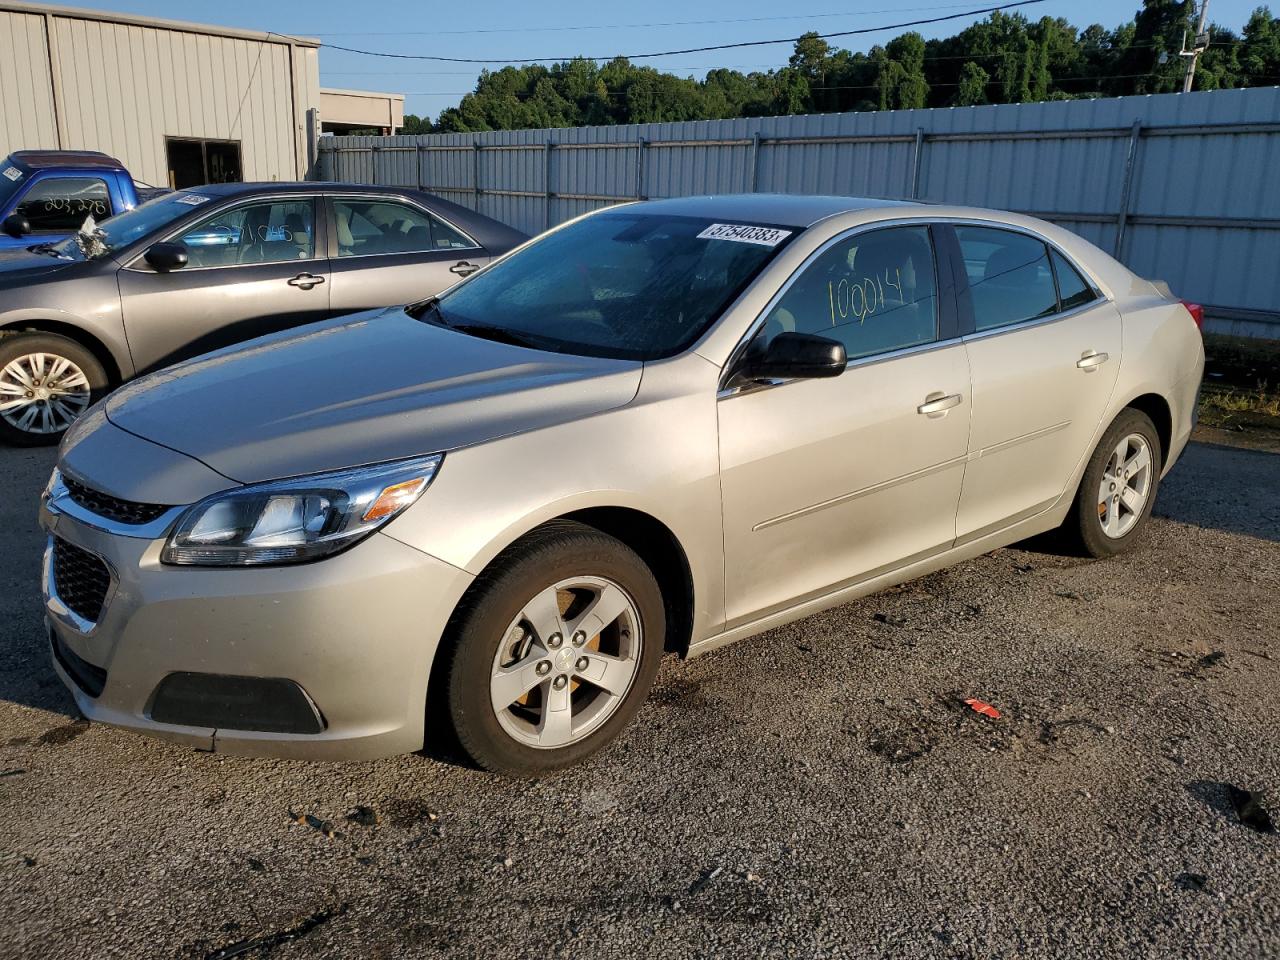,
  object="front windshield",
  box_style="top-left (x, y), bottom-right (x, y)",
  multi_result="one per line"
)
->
top-left (431, 212), bottom-right (794, 360)
top-left (49, 191), bottom-right (215, 261)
